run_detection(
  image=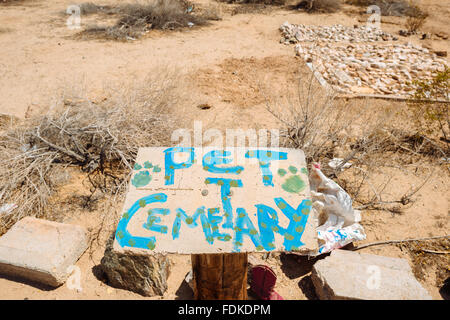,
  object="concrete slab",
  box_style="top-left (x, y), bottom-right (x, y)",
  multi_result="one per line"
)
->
top-left (311, 249), bottom-right (432, 300)
top-left (0, 217), bottom-right (89, 287)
